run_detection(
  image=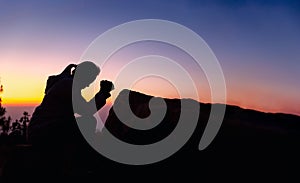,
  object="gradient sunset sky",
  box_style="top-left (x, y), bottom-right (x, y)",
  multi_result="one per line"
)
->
top-left (0, 0), bottom-right (299, 116)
